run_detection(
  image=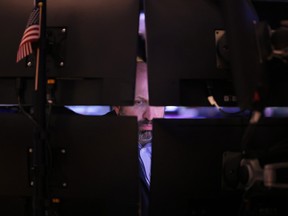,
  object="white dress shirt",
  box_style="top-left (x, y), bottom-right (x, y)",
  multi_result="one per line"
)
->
top-left (139, 142), bottom-right (152, 185)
